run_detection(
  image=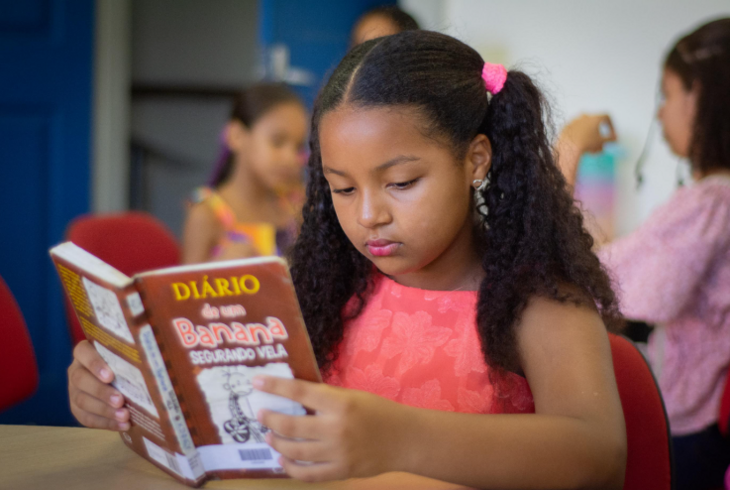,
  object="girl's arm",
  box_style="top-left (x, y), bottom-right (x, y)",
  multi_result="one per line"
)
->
top-left (597, 187), bottom-right (730, 324)
top-left (256, 298), bottom-right (626, 489)
top-left (181, 203), bottom-right (220, 264)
